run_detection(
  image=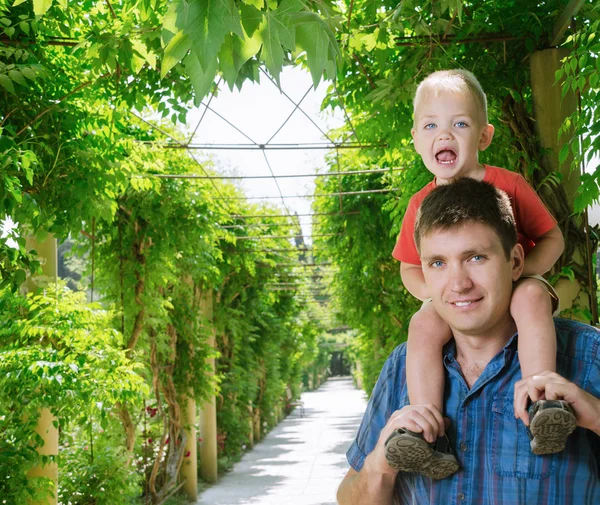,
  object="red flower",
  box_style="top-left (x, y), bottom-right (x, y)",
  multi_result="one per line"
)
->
top-left (185, 451), bottom-right (191, 458)
top-left (198, 437), bottom-right (203, 443)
